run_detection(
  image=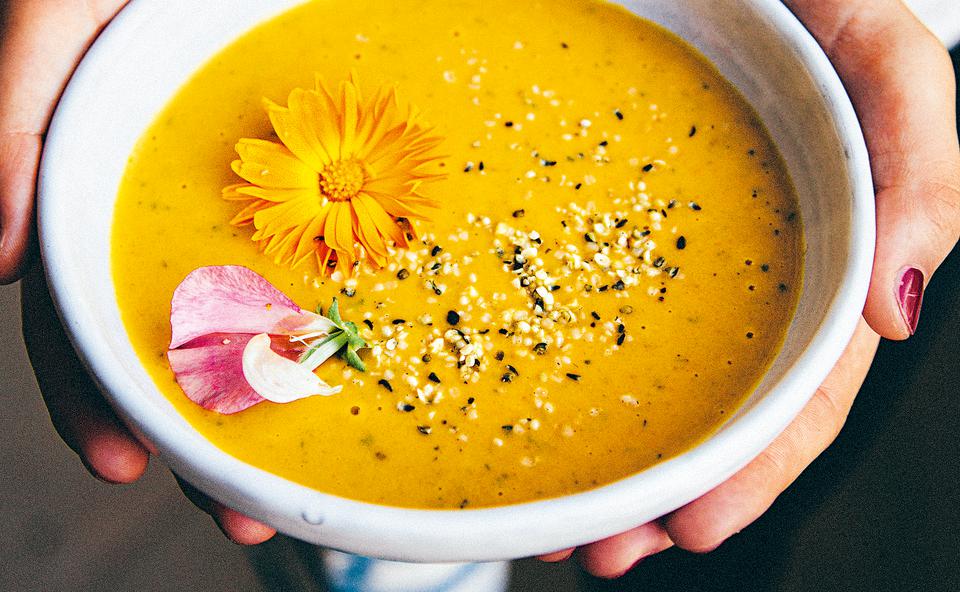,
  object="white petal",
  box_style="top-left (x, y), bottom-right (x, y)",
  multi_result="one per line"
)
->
top-left (241, 333), bottom-right (342, 403)
top-left (296, 310), bottom-right (339, 333)
top-left (274, 310), bottom-right (337, 336)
